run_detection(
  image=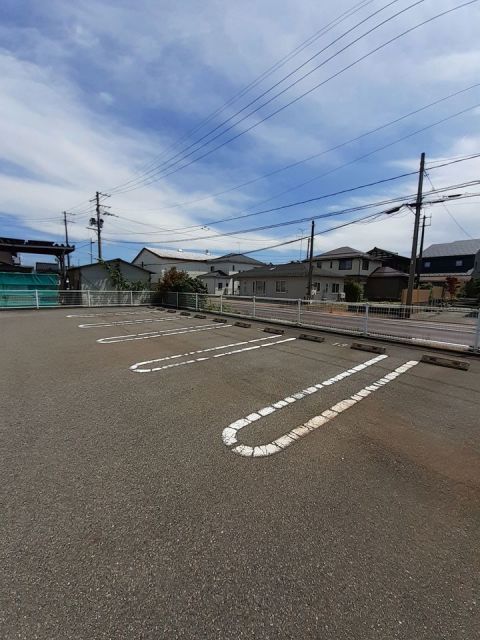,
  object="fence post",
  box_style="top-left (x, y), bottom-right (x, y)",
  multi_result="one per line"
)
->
top-left (252, 296), bottom-right (256, 318)
top-left (130, 290), bottom-right (133, 306)
top-left (220, 295), bottom-right (223, 314)
top-left (475, 310), bottom-right (480, 353)
top-left (364, 303), bottom-right (369, 335)
top-left (176, 291), bottom-right (179, 308)
top-left (87, 290), bottom-right (91, 307)
top-left (35, 290), bottom-right (39, 310)
top-left (297, 299), bottom-right (302, 325)
top-left (195, 293), bottom-right (199, 311)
